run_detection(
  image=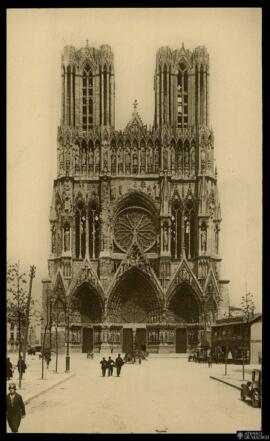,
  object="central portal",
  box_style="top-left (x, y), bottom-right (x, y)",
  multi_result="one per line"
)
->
top-left (108, 267), bottom-right (161, 323)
